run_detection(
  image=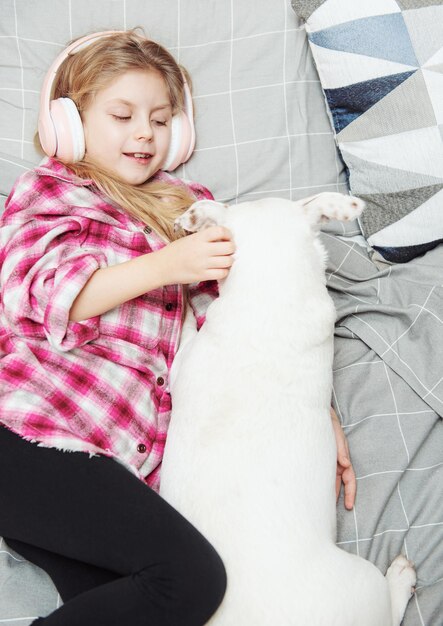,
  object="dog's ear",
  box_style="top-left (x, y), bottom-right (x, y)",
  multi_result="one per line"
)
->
top-left (297, 192), bottom-right (365, 226)
top-left (174, 200), bottom-right (229, 233)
